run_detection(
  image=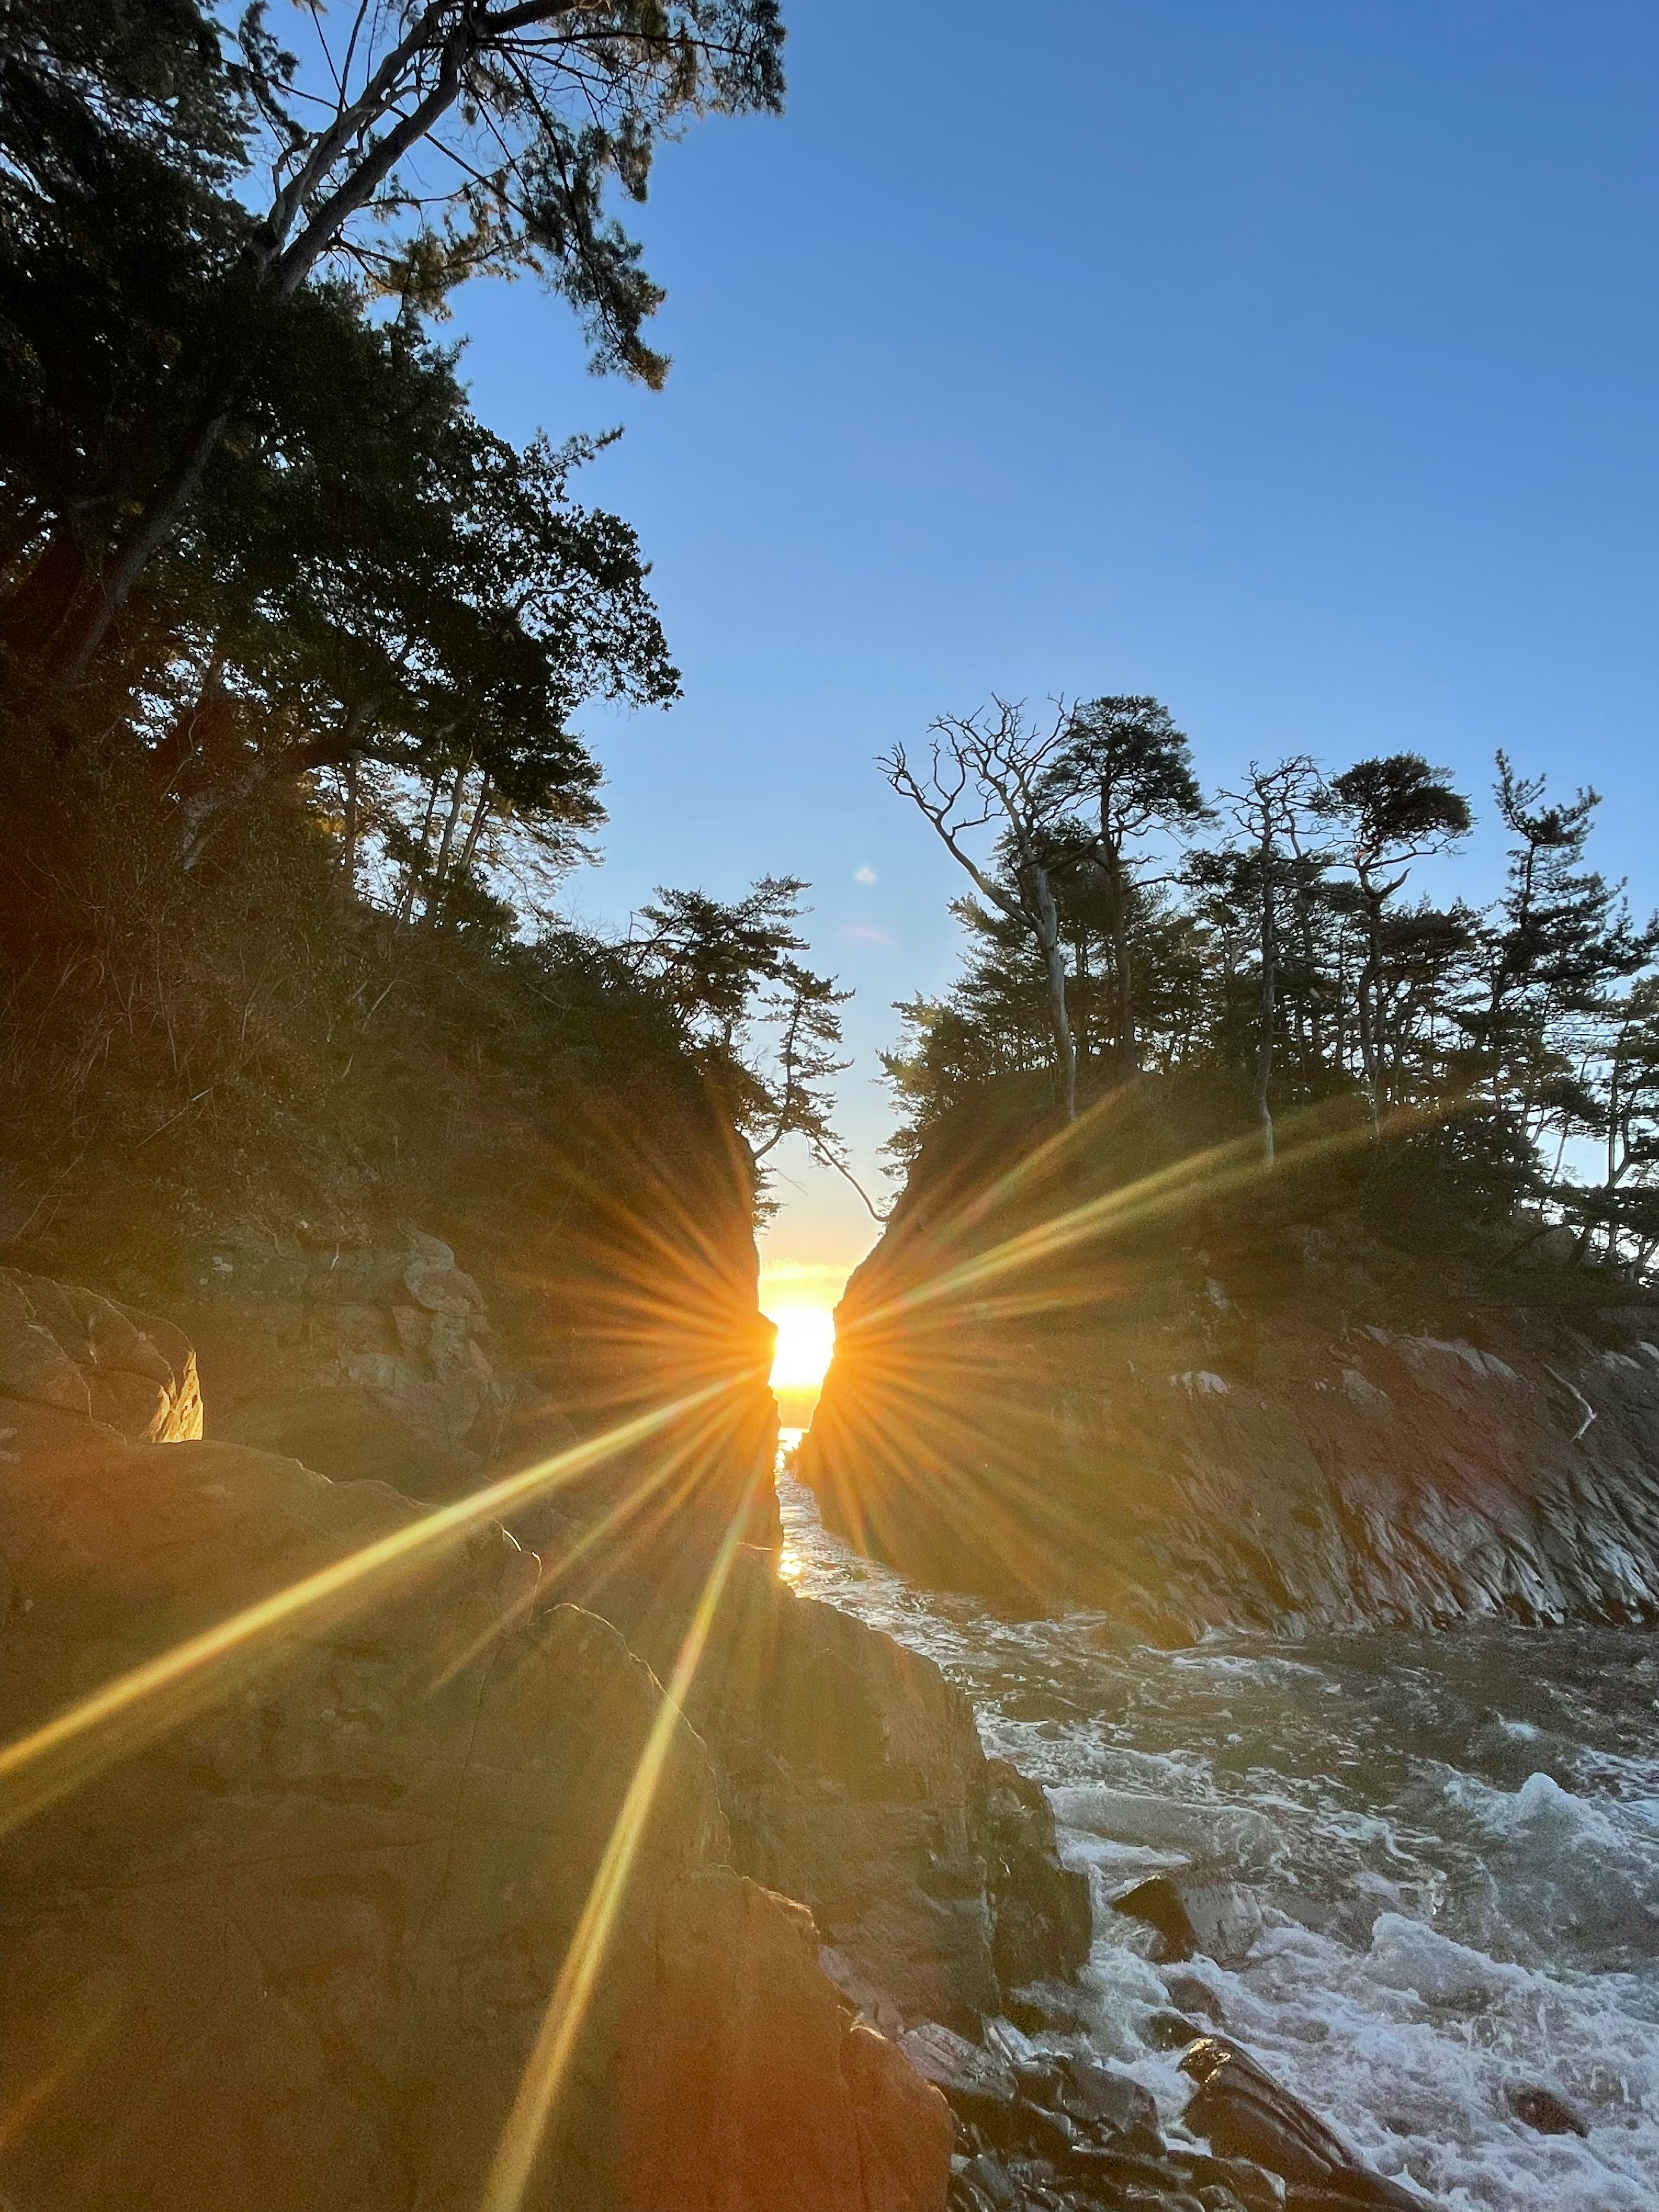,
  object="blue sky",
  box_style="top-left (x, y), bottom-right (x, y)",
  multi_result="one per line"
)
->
top-left (448, 0), bottom-right (1659, 1277)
